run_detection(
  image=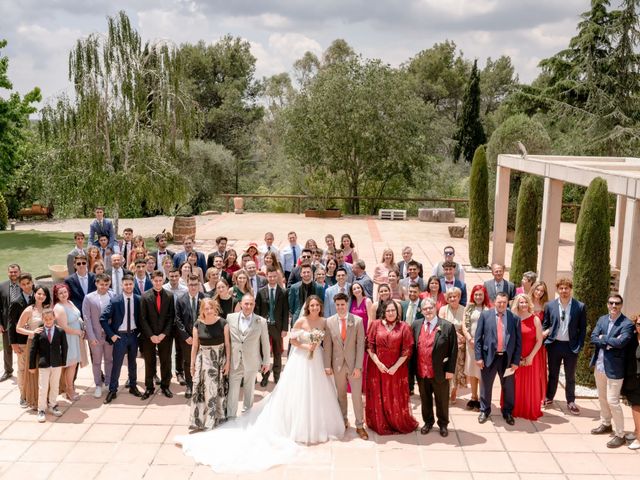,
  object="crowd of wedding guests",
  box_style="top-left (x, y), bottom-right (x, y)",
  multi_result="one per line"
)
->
top-left (1, 206), bottom-right (640, 450)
